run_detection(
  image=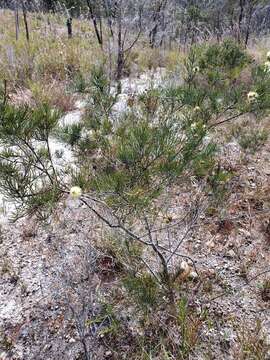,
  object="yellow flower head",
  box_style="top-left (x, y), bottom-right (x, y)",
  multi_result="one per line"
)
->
top-left (267, 51), bottom-right (270, 61)
top-left (247, 91), bottom-right (259, 103)
top-left (70, 186), bottom-right (82, 199)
